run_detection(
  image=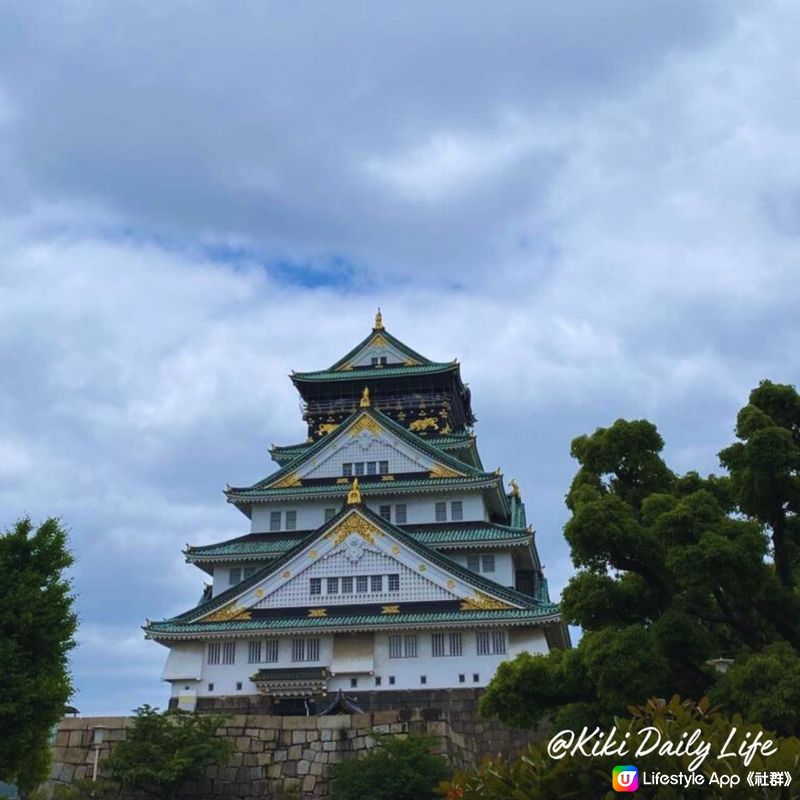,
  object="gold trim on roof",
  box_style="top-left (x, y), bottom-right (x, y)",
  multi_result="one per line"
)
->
top-left (272, 472), bottom-right (302, 489)
top-left (348, 415), bottom-right (381, 437)
top-left (346, 478), bottom-right (362, 505)
top-left (429, 464), bottom-right (463, 479)
top-left (510, 478), bottom-right (521, 497)
top-left (374, 308), bottom-right (384, 330)
top-left (381, 605), bottom-right (400, 615)
top-left (325, 511), bottom-right (382, 547)
top-left (308, 608), bottom-right (327, 618)
top-left (360, 387), bottom-right (371, 408)
top-left (202, 604), bottom-right (252, 622)
top-left (460, 591), bottom-right (514, 611)
top-left (409, 417), bottom-right (438, 433)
